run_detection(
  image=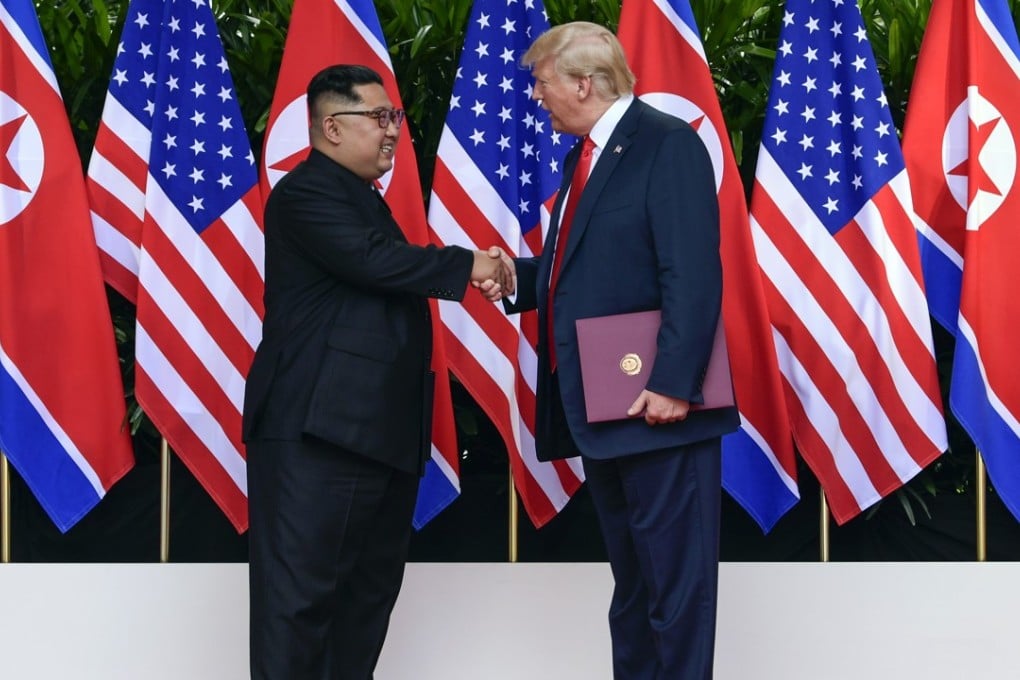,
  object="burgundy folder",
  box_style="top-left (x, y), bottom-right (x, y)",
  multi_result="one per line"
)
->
top-left (575, 310), bottom-right (734, 423)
